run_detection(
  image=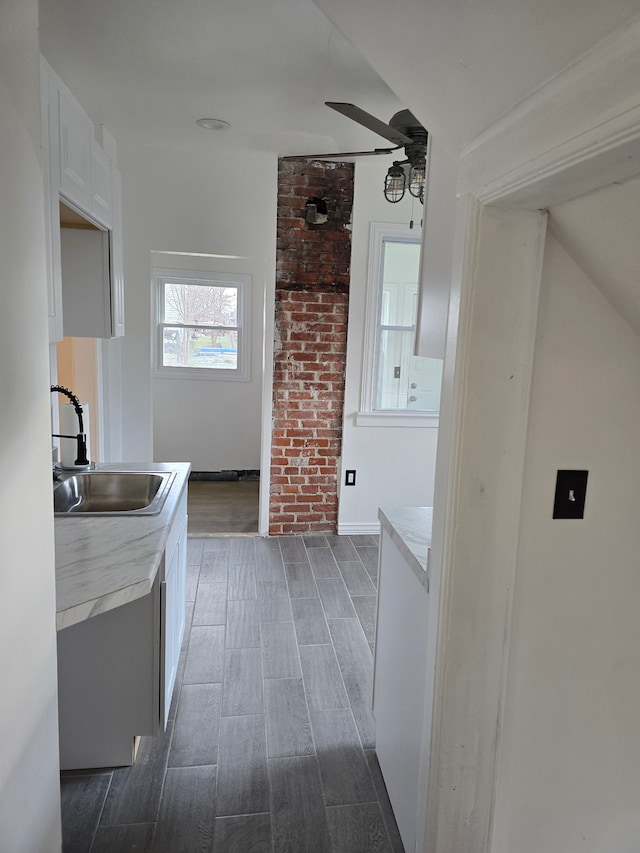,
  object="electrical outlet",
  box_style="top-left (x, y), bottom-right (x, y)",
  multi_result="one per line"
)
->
top-left (345, 469), bottom-right (356, 486)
